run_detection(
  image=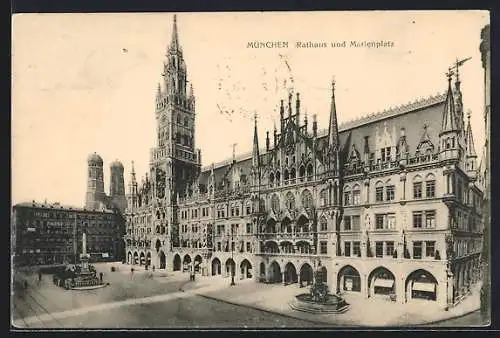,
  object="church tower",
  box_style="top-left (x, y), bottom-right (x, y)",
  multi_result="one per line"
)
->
top-left (109, 160), bottom-right (127, 213)
top-left (85, 152), bottom-right (106, 210)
